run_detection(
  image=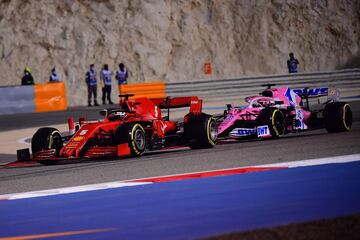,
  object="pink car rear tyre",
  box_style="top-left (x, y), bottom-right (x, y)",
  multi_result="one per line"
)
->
top-left (324, 102), bottom-right (352, 133)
